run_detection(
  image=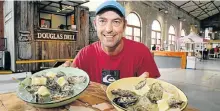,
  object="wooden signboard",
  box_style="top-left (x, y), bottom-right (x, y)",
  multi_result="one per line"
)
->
top-left (35, 28), bottom-right (77, 41)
